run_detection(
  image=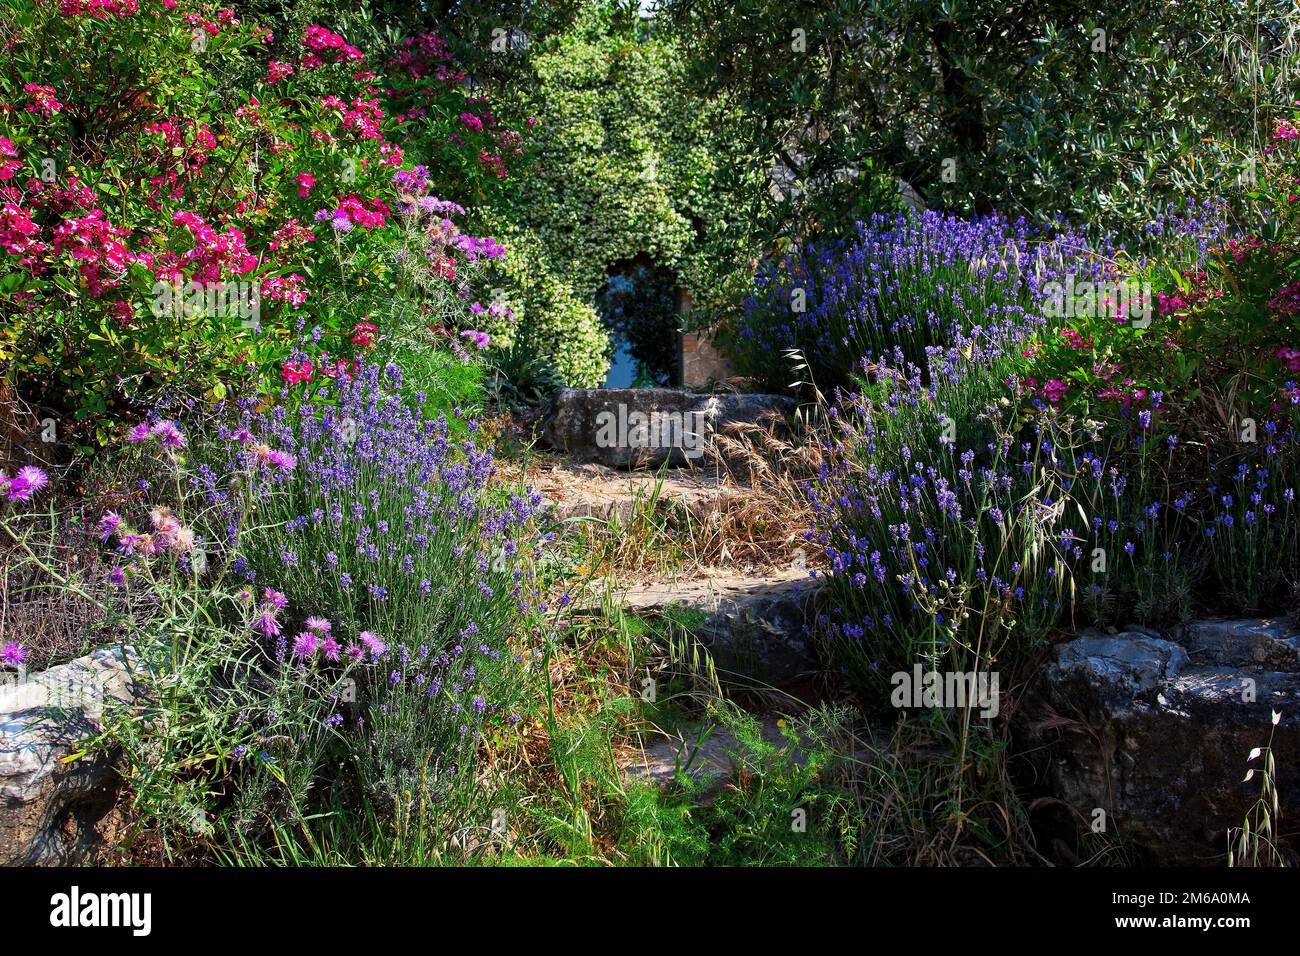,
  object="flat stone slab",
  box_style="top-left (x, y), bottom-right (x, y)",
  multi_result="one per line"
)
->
top-left (0, 645), bottom-right (143, 865)
top-left (1178, 618), bottom-right (1300, 670)
top-left (541, 388), bottom-right (796, 469)
top-left (594, 570), bottom-right (821, 688)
